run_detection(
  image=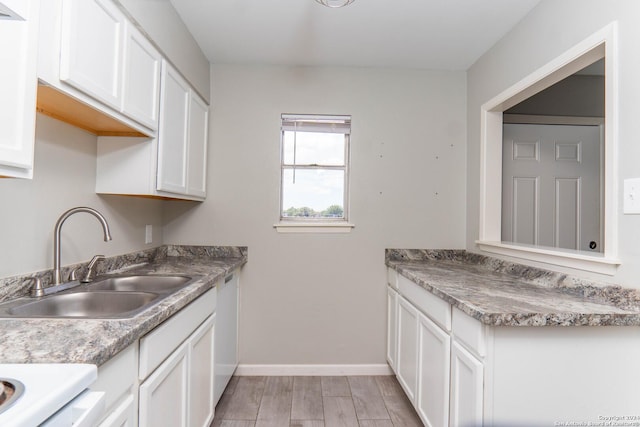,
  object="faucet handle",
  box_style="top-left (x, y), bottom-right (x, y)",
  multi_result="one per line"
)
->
top-left (69, 266), bottom-right (81, 281)
top-left (81, 255), bottom-right (105, 283)
top-left (27, 277), bottom-right (45, 298)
